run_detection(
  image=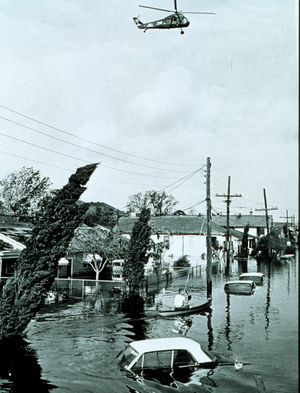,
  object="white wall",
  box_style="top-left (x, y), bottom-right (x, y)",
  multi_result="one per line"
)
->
top-left (150, 234), bottom-right (207, 267)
